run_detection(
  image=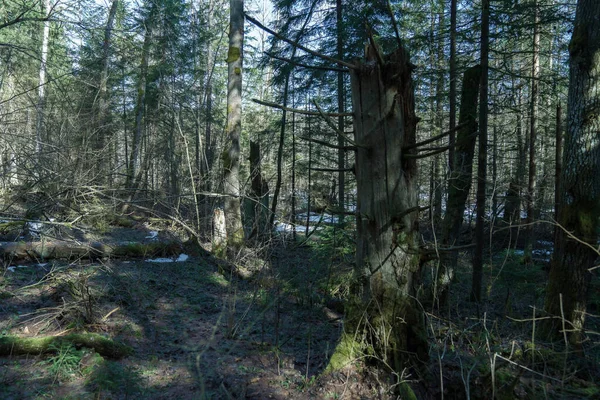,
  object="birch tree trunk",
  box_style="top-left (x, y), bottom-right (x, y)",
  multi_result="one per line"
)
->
top-left (543, 0), bottom-right (600, 344)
